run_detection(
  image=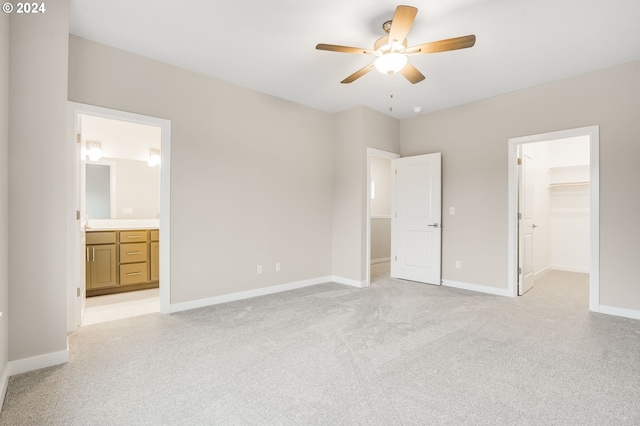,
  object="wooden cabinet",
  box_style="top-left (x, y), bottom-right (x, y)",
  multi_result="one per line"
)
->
top-left (150, 230), bottom-right (159, 282)
top-left (86, 231), bottom-right (117, 290)
top-left (119, 231), bottom-right (149, 286)
top-left (86, 228), bottom-right (159, 297)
